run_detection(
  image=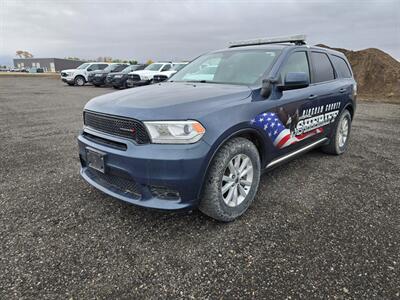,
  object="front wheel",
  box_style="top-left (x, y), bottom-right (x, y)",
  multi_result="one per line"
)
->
top-left (199, 137), bottom-right (261, 222)
top-left (321, 109), bottom-right (352, 155)
top-left (74, 76), bottom-right (85, 86)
